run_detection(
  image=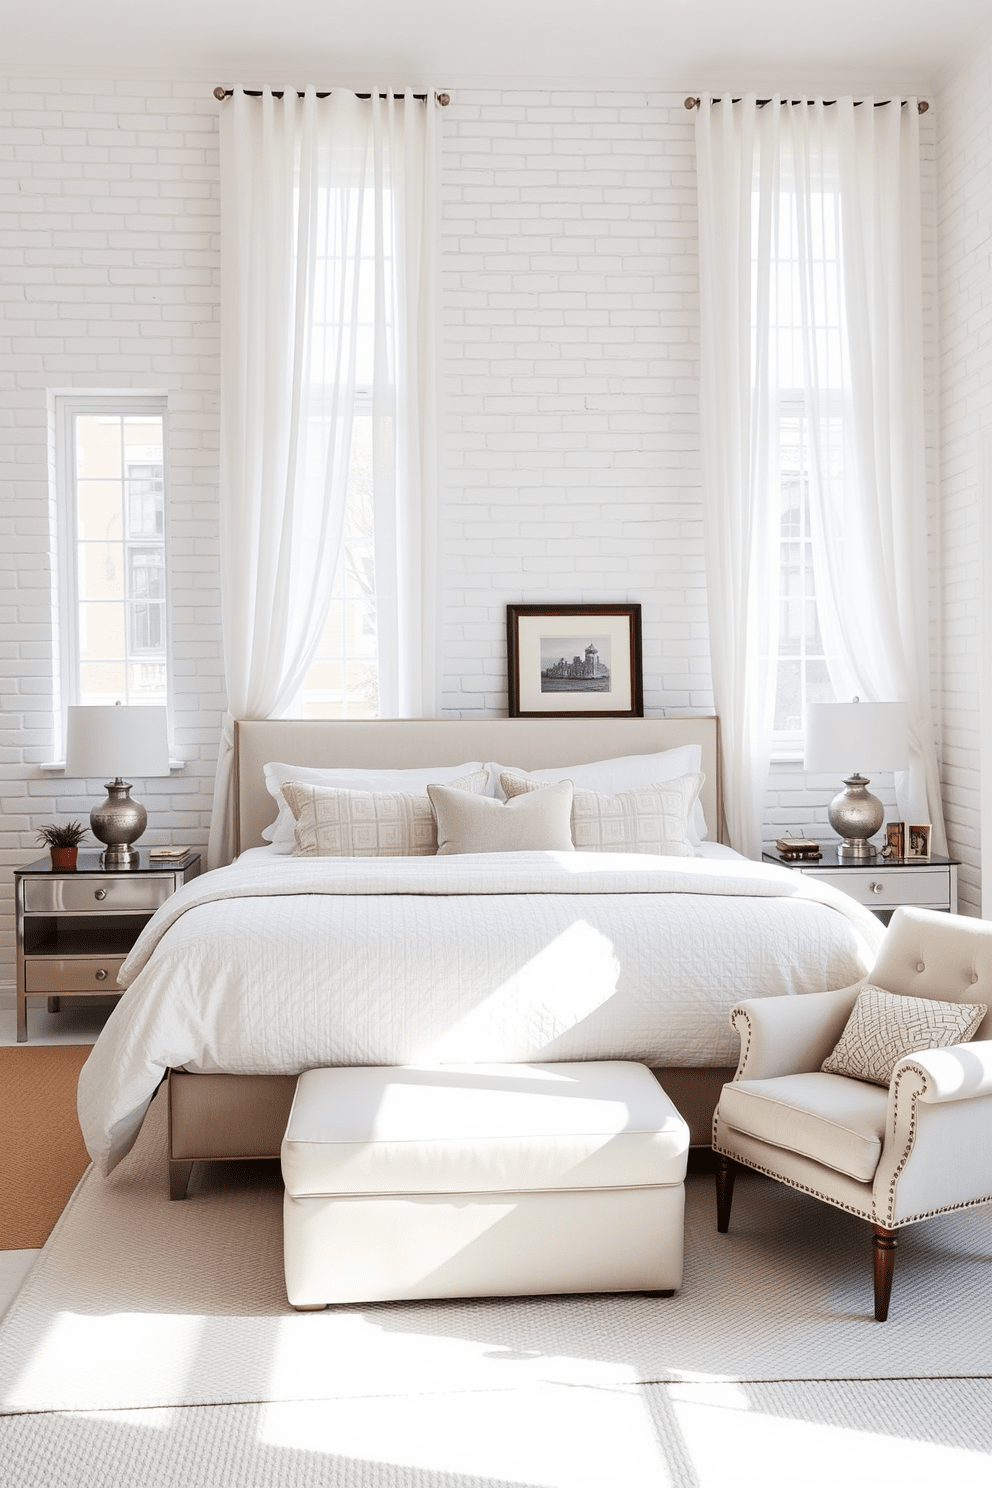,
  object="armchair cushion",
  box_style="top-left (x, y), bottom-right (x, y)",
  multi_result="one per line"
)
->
top-left (718, 1072), bottom-right (889, 1183)
top-left (821, 984), bottom-right (987, 1087)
